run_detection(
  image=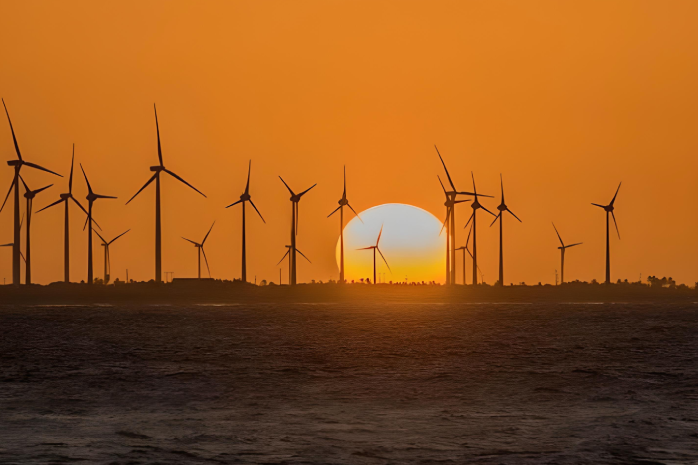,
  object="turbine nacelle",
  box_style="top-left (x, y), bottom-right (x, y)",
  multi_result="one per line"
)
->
top-left (60, 193), bottom-right (71, 200)
top-left (472, 199), bottom-right (481, 210)
top-left (149, 165), bottom-right (165, 172)
top-left (7, 160), bottom-right (21, 167)
top-left (498, 203), bottom-right (507, 212)
top-left (240, 193), bottom-right (251, 202)
top-left (339, 198), bottom-right (348, 206)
